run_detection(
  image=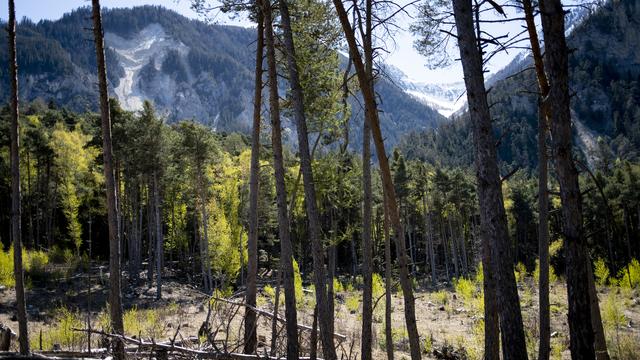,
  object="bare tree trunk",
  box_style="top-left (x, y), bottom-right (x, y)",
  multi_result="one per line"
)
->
top-left (537, 100), bottom-right (551, 360)
top-left (587, 260), bottom-right (609, 360)
top-left (278, 2), bottom-right (335, 358)
top-left (451, 1), bottom-right (527, 359)
top-left (154, 171), bottom-right (163, 300)
top-left (448, 216), bottom-right (459, 278)
top-left (270, 272), bottom-right (281, 357)
top-left (91, 1), bottom-right (124, 358)
top-left (423, 195), bottom-right (436, 286)
top-left (147, 183), bottom-right (154, 287)
top-left (198, 169), bottom-right (212, 294)
top-left (538, 1), bottom-right (595, 358)
top-left (383, 195), bottom-right (394, 360)
top-left (332, 2), bottom-right (421, 357)
top-left (244, 2), bottom-right (264, 354)
top-left (482, 227), bottom-right (500, 360)
top-left (8, 0), bottom-right (29, 353)
top-left (264, 3), bottom-right (299, 358)
top-left (361, 100), bottom-right (374, 360)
